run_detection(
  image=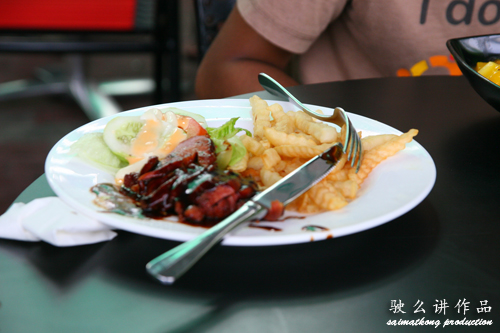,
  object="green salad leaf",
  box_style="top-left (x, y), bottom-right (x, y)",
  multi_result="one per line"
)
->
top-left (207, 117), bottom-right (252, 169)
